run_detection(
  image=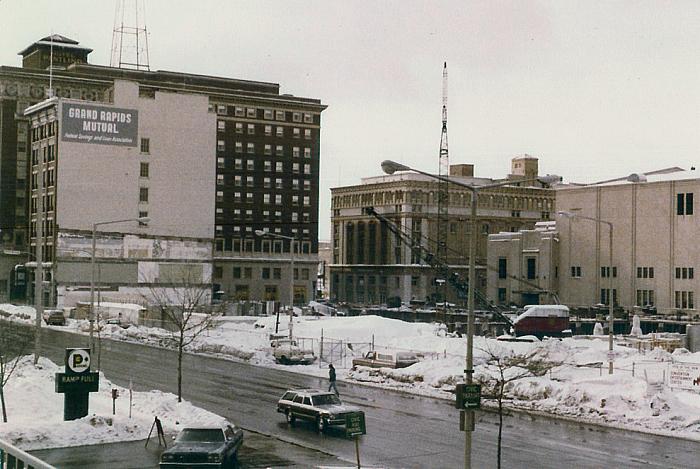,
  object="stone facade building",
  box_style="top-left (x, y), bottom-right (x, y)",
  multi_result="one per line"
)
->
top-left (329, 156), bottom-right (556, 305)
